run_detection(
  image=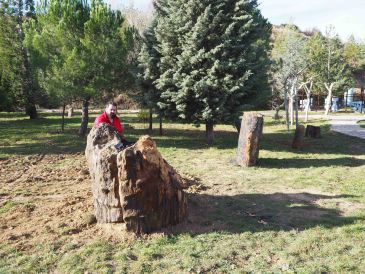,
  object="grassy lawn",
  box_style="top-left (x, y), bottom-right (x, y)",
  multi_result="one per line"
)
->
top-left (1, 110), bottom-right (365, 273)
